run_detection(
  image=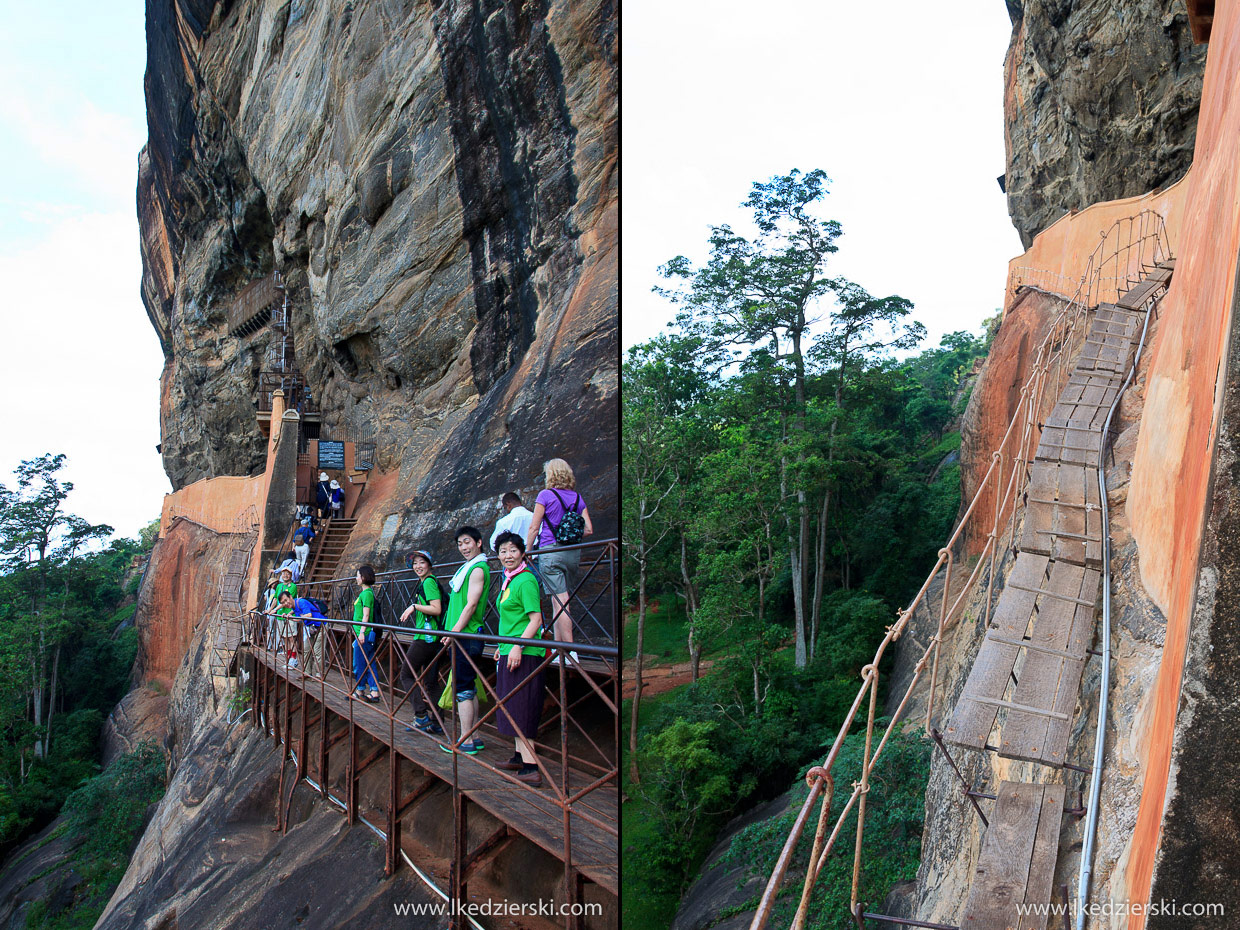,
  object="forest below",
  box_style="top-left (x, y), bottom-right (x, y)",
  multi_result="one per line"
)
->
top-left (622, 171), bottom-right (996, 929)
top-left (0, 455), bottom-right (166, 928)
